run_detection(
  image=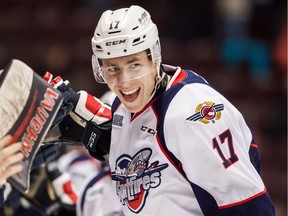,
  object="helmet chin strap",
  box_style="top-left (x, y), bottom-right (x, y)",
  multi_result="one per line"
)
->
top-left (148, 64), bottom-right (169, 102)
